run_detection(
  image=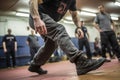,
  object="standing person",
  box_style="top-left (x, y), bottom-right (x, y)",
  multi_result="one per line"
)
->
top-left (93, 5), bottom-right (120, 62)
top-left (75, 21), bottom-right (92, 59)
top-left (2, 28), bottom-right (17, 68)
top-left (26, 30), bottom-right (40, 63)
top-left (28, 0), bottom-right (105, 75)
